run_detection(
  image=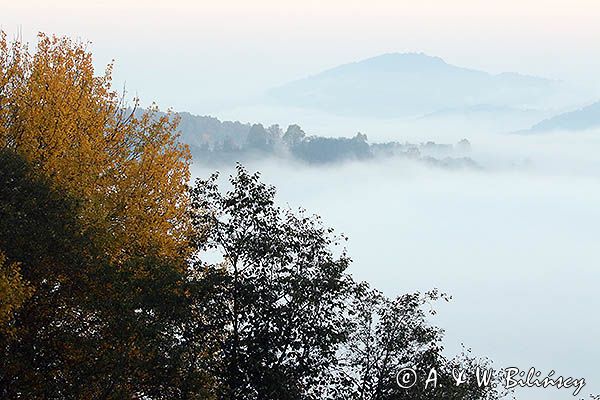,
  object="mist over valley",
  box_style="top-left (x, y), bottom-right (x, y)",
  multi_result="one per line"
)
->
top-left (182, 54), bottom-right (600, 399)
